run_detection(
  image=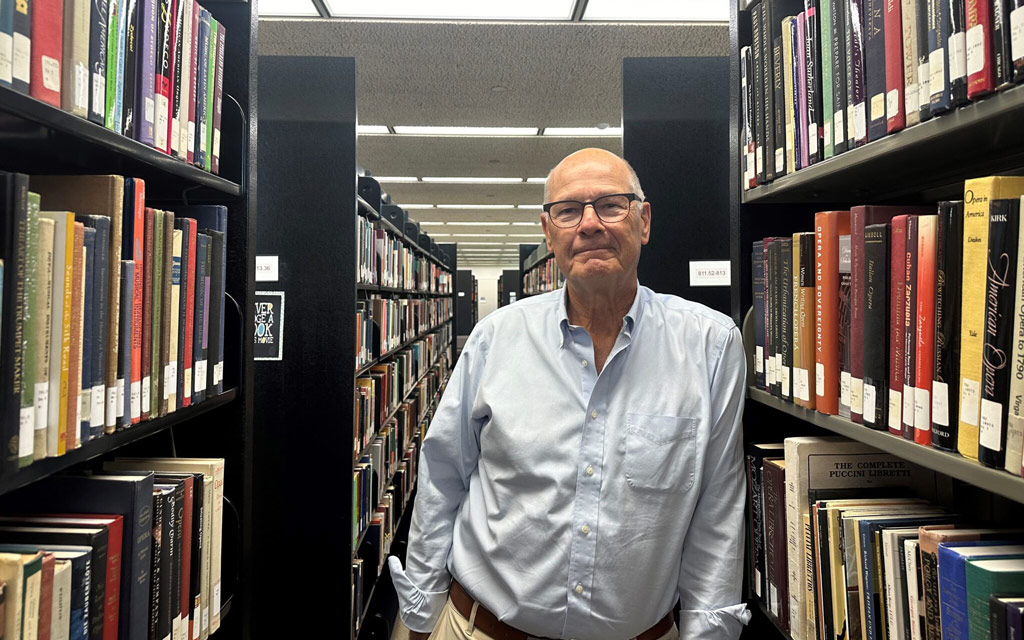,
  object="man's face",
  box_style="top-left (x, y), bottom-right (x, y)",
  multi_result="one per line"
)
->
top-left (541, 154), bottom-right (651, 288)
